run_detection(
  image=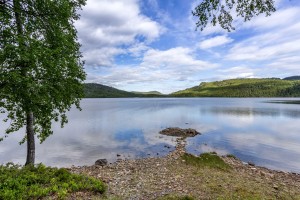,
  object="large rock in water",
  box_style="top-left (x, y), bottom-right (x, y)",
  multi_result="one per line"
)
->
top-left (159, 127), bottom-right (200, 137)
top-left (95, 159), bottom-right (108, 166)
